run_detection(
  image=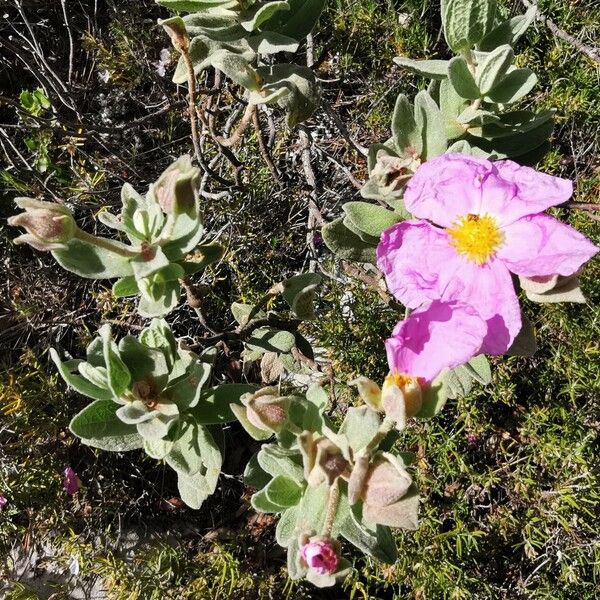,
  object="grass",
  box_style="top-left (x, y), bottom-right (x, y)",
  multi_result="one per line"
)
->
top-left (1, 0), bottom-right (599, 598)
